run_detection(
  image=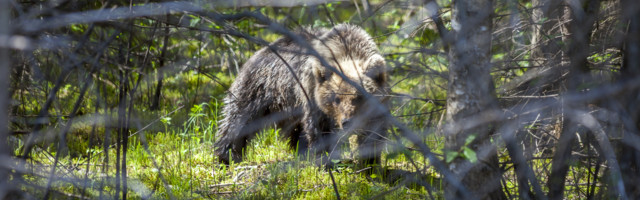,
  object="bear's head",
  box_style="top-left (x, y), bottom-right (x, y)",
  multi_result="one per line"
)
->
top-left (311, 24), bottom-right (389, 130)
